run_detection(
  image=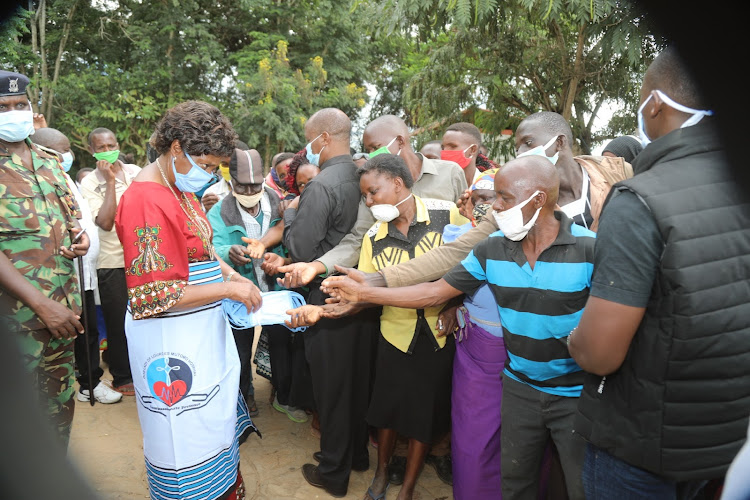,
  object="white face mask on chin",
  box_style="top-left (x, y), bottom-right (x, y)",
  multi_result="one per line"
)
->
top-left (492, 190), bottom-right (542, 241)
top-left (370, 193), bottom-right (413, 223)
